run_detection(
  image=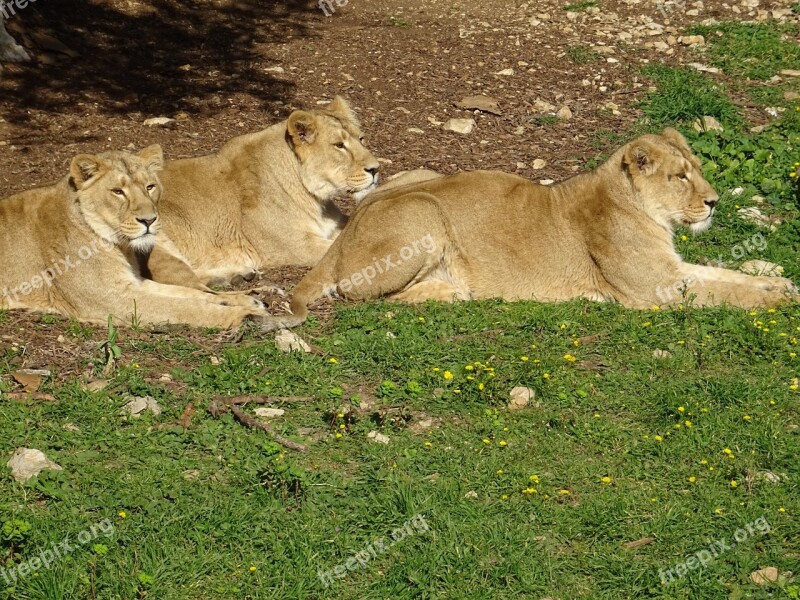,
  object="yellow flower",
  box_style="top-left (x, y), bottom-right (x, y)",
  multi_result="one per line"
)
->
top-left (594, 412), bottom-right (601, 418)
top-left (250, 566), bottom-right (257, 572)
top-left (337, 412), bottom-right (344, 418)
top-left (559, 489), bottom-right (570, 495)
top-left (530, 344), bottom-right (537, 349)
top-left (600, 476), bottom-right (612, 485)
top-left (329, 357), bottom-right (338, 364)
top-left (714, 508), bottom-right (724, 515)
top-left (529, 474), bottom-right (540, 484)
top-left (497, 469), bottom-right (504, 475)
top-left (677, 406), bottom-right (685, 413)
top-left (118, 511), bottom-right (127, 519)
top-left (418, 316), bottom-right (425, 322)
top-left (769, 399), bottom-right (776, 405)
top-left (642, 321), bottom-right (651, 327)
top-left (443, 370), bottom-right (454, 380)
top-left (542, 373), bottom-right (550, 379)
top-left (651, 305), bottom-right (660, 311)
top-left (521, 356), bottom-right (529, 362)
top-left (424, 441), bottom-right (433, 447)
top-left (730, 480), bottom-right (738, 488)
top-left (453, 389), bottom-right (461, 394)
top-left (573, 338), bottom-right (580, 347)
top-left (432, 367), bottom-right (440, 372)
top-left (680, 235), bottom-right (688, 241)
top-left (768, 308), bottom-right (776, 314)
top-left (498, 440), bottom-right (507, 447)
top-left (700, 459), bottom-right (708, 465)
top-left (723, 448), bottom-right (733, 455)
top-left (466, 375), bottom-right (474, 381)
top-left (560, 323), bottom-right (567, 330)
top-left (132, 363), bottom-right (140, 369)
top-left (688, 476), bottom-right (696, 483)
top-left (654, 435), bottom-right (663, 442)
top-left (677, 340), bottom-right (685, 345)
top-left (778, 507), bottom-right (786, 513)
top-left (684, 420), bottom-right (692, 428)
top-left (522, 487), bottom-right (538, 495)
top-left (335, 433), bottom-right (343, 438)
top-left (478, 383), bottom-right (485, 391)
top-left (563, 353), bottom-right (577, 362)
top-left (465, 365), bottom-right (474, 371)
top-left (482, 438), bottom-right (491, 444)
top-left (743, 415), bottom-right (751, 421)
top-left (501, 494), bottom-right (509, 500)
